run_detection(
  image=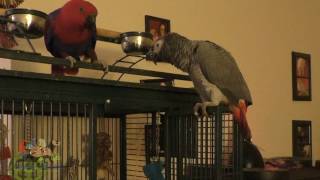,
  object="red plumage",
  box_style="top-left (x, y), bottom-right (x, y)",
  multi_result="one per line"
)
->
top-left (53, 0), bottom-right (97, 44)
top-left (44, 0), bottom-right (98, 75)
